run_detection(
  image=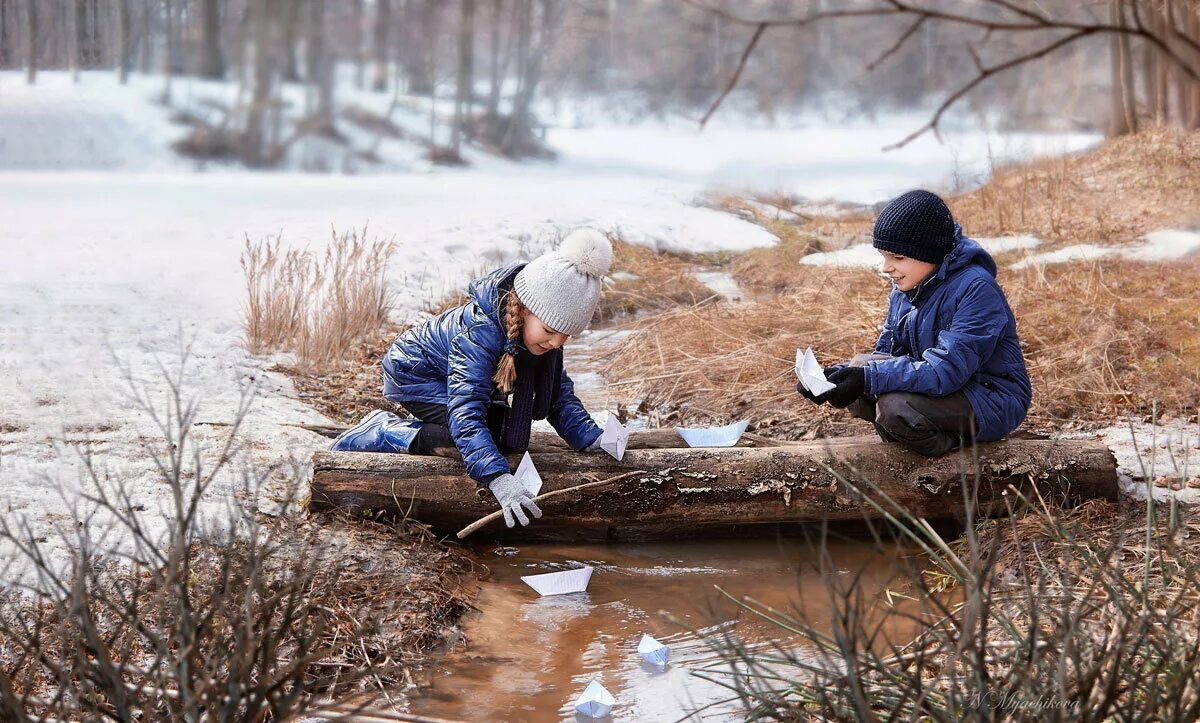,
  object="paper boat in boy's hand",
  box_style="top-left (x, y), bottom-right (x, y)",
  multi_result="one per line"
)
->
top-left (675, 419), bottom-right (750, 448)
top-left (600, 414), bottom-right (629, 461)
top-left (520, 565), bottom-right (593, 596)
top-left (574, 679), bottom-right (615, 718)
top-left (515, 451), bottom-right (543, 497)
top-left (637, 633), bottom-right (670, 666)
top-left (796, 347), bottom-right (836, 396)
